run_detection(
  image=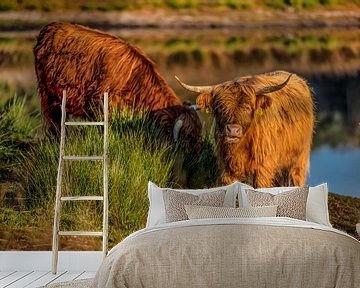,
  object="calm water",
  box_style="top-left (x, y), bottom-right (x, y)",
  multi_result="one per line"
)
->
top-left (0, 27), bottom-right (359, 197)
top-left (308, 146), bottom-right (360, 197)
